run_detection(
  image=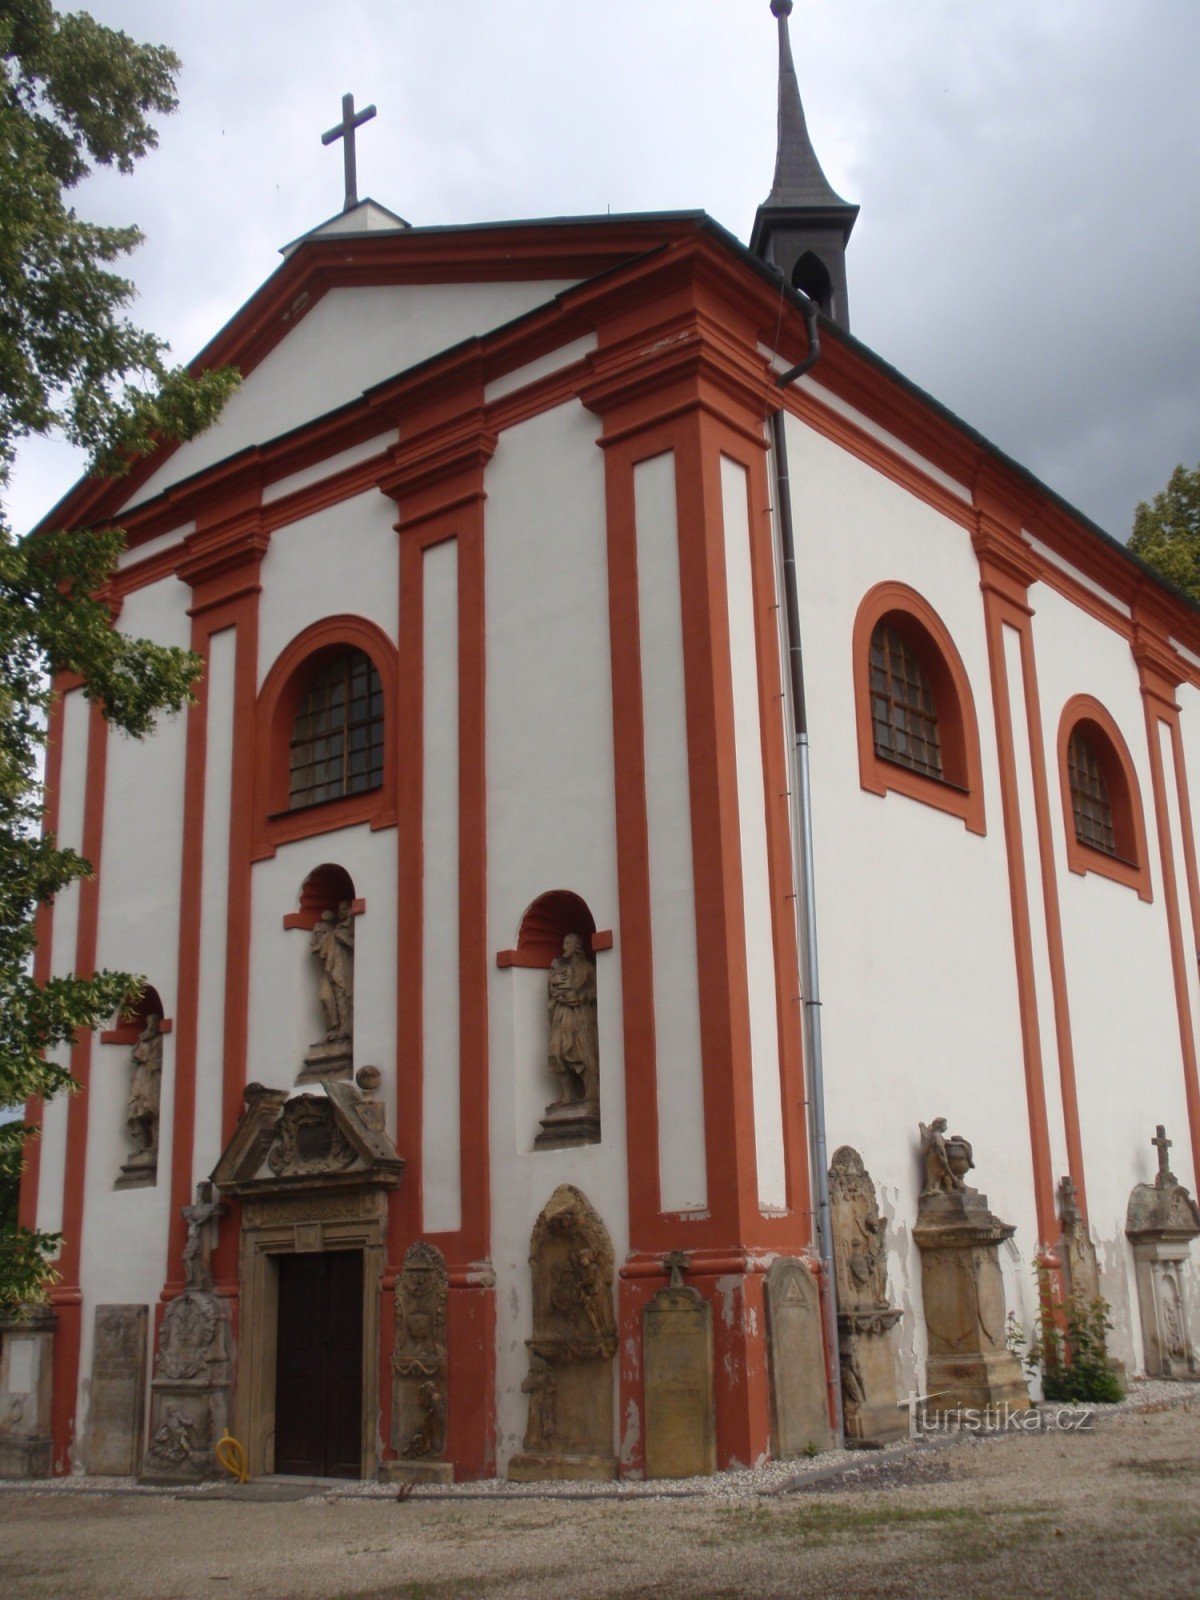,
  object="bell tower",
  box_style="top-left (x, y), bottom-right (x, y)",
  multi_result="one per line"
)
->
top-left (750, 0), bottom-right (858, 331)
